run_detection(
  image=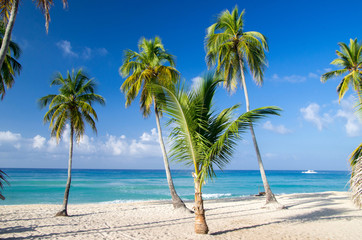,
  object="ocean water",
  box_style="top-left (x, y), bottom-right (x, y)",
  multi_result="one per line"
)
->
top-left (0, 168), bottom-right (350, 205)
